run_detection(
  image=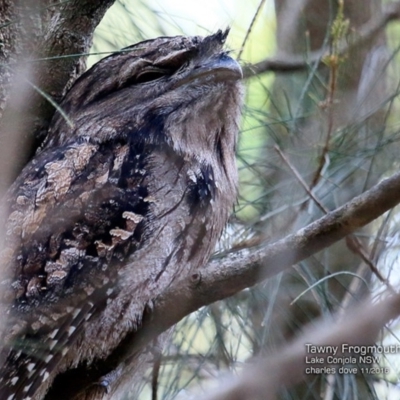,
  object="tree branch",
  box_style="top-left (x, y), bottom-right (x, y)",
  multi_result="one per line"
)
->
top-left (0, 1), bottom-right (116, 193)
top-left (196, 292), bottom-right (400, 400)
top-left (243, 1), bottom-right (400, 78)
top-left (143, 169), bottom-right (400, 338)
